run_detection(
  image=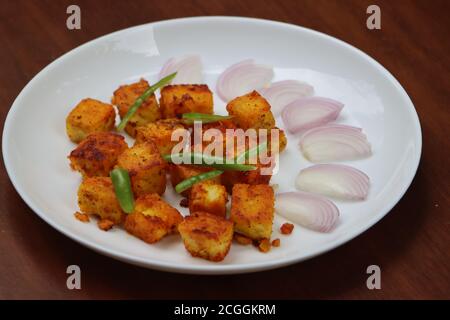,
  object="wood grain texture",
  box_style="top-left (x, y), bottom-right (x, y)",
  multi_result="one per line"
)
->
top-left (0, 0), bottom-right (449, 299)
